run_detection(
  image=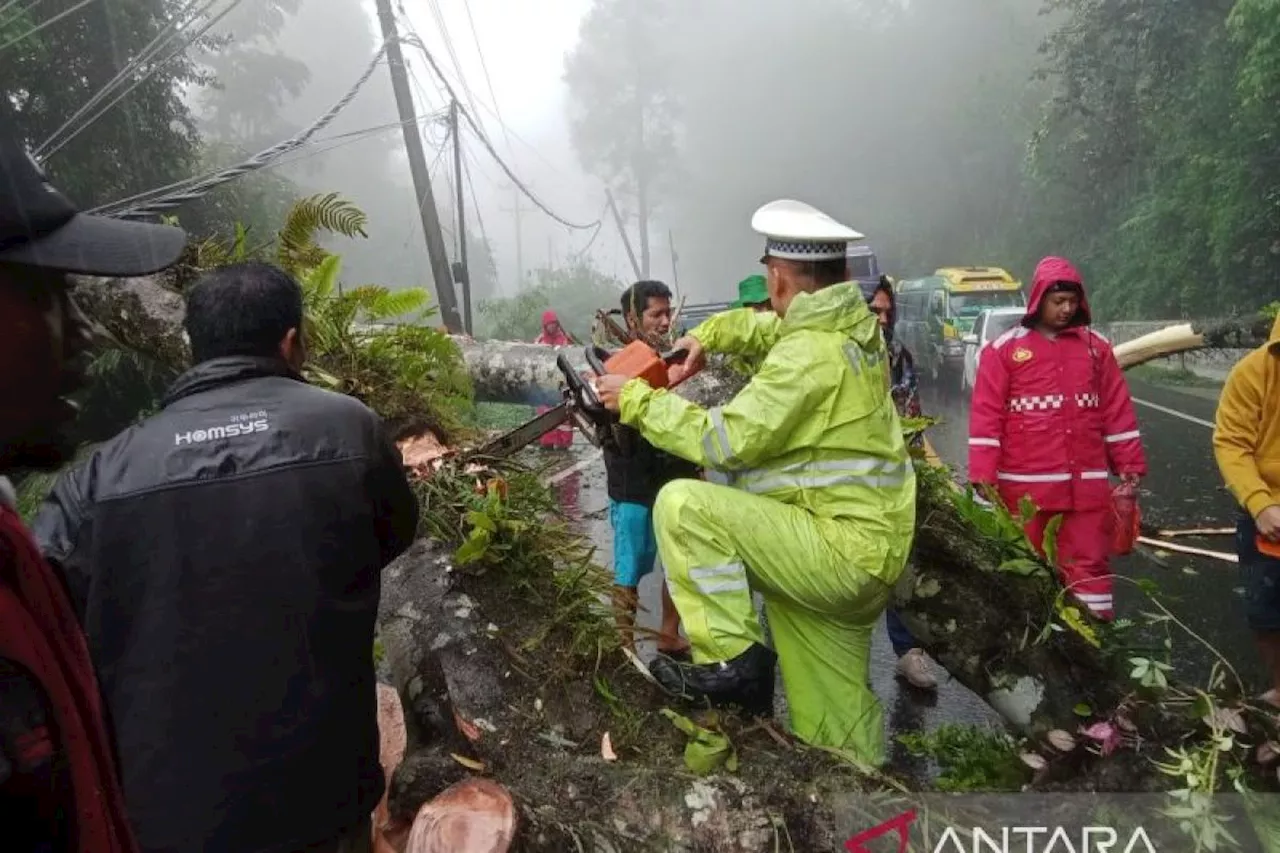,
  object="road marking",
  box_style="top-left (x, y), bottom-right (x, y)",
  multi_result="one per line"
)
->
top-left (544, 448), bottom-right (603, 484)
top-left (1131, 397), bottom-right (1215, 430)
